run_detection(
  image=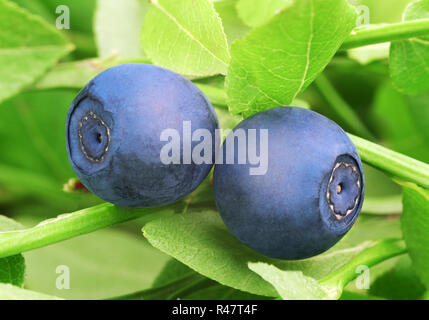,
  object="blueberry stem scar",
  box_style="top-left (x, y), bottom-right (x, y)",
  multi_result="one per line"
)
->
top-left (326, 161), bottom-right (361, 219)
top-left (336, 184), bottom-right (342, 194)
top-left (78, 111), bottom-right (111, 163)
